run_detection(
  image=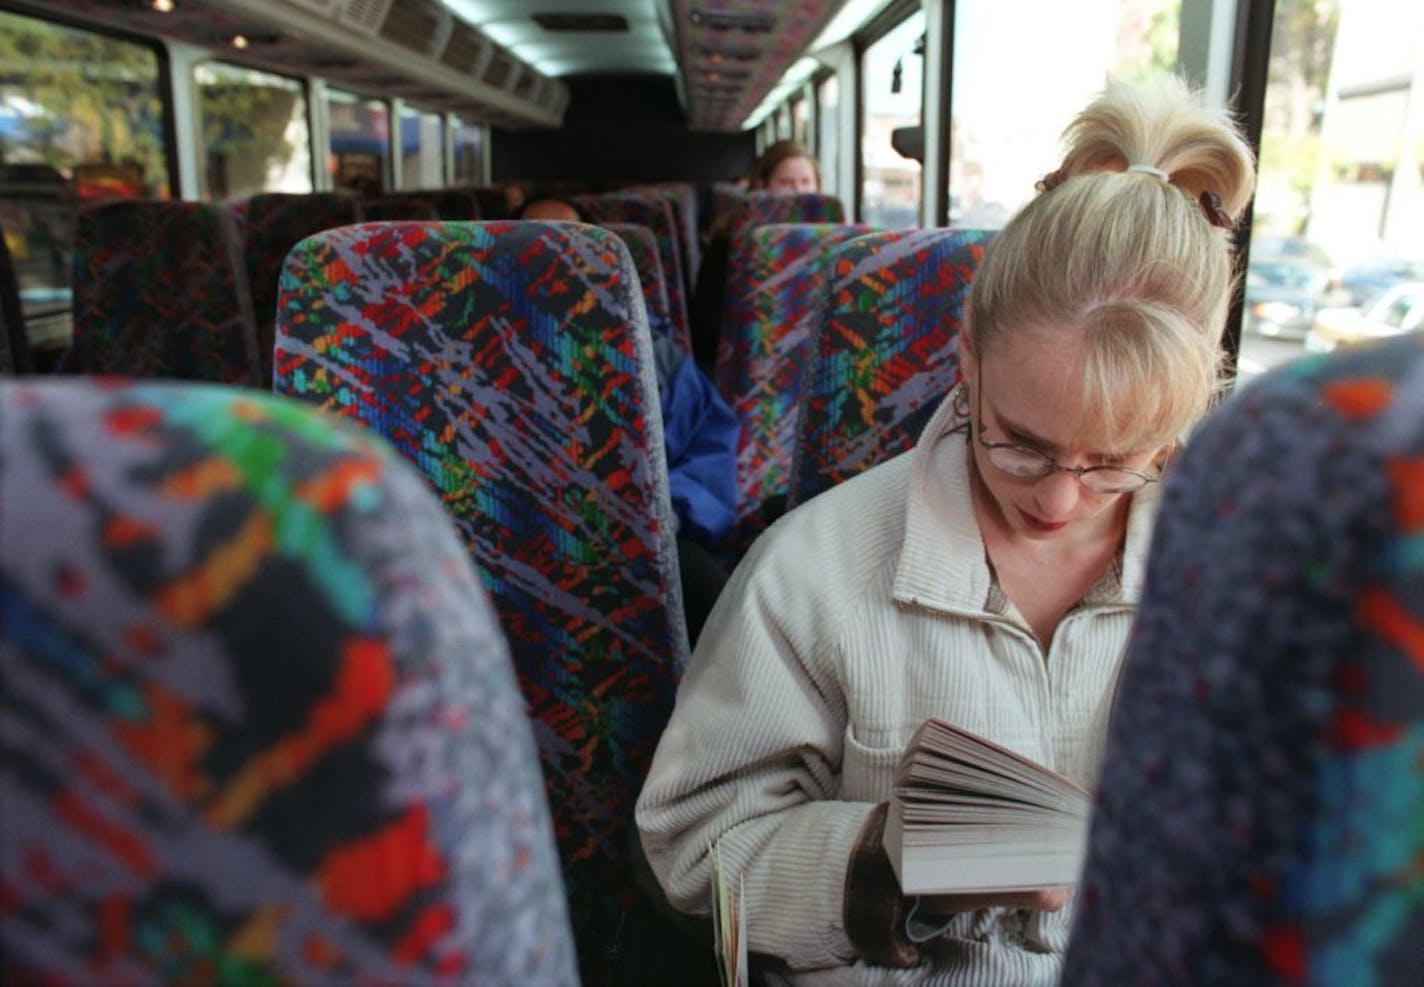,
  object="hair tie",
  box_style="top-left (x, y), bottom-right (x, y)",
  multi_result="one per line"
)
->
top-left (1126, 163), bottom-right (1170, 182)
top-left (1036, 168), bottom-right (1069, 193)
top-left (1198, 190), bottom-right (1235, 229)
